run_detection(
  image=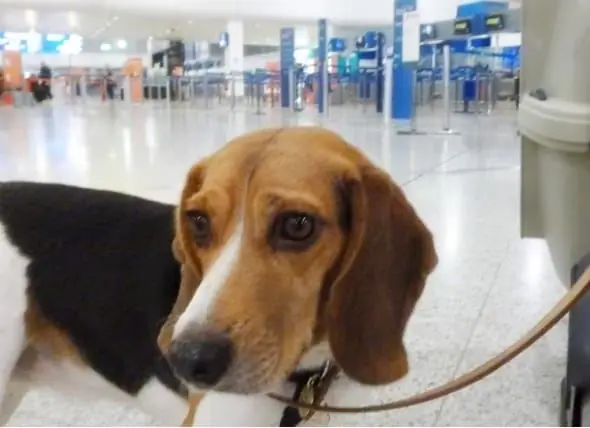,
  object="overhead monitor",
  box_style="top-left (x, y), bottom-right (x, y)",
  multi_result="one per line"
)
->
top-left (484, 13), bottom-right (506, 32)
top-left (453, 19), bottom-right (472, 36)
